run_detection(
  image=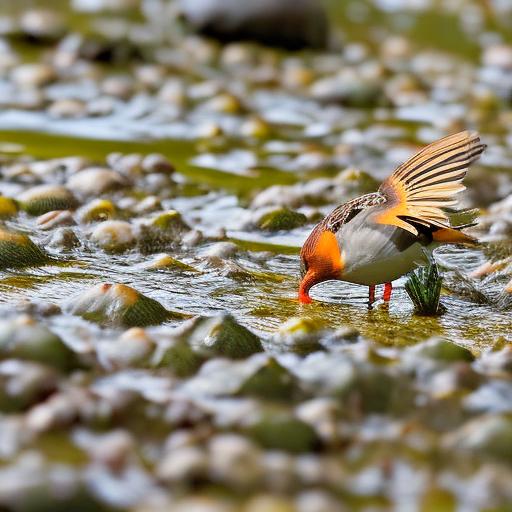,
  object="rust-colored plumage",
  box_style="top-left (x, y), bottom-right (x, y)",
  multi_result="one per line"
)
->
top-left (299, 130), bottom-right (486, 305)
